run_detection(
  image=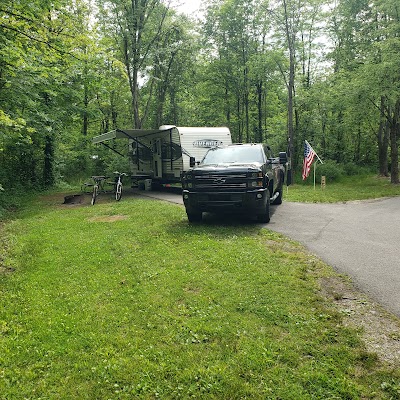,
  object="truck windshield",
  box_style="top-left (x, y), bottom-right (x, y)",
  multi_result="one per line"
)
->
top-left (201, 146), bottom-right (264, 165)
